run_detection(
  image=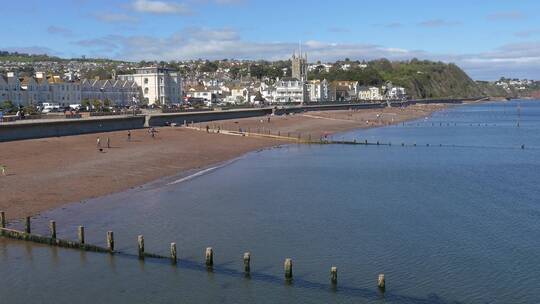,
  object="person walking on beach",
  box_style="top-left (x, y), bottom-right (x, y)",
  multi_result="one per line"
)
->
top-left (149, 127), bottom-right (158, 138)
top-left (0, 165), bottom-right (7, 176)
top-left (107, 137), bottom-right (111, 148)
top-left (96, 137), bottom-right (101, 148)
top-left (206, 125), bottom-right (210, 133)
top-left (127, 130), bottom-right (131, 142)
